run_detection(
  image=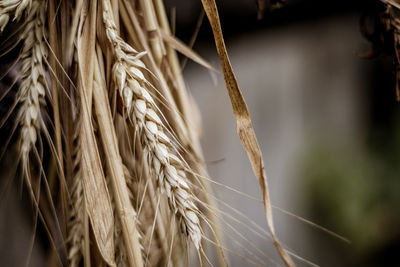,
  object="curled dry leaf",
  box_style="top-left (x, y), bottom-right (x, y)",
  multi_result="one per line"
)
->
top-left (200, 0), bottom-right (294, 266)
top-left (76, 0), bottom-right (115, 265)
